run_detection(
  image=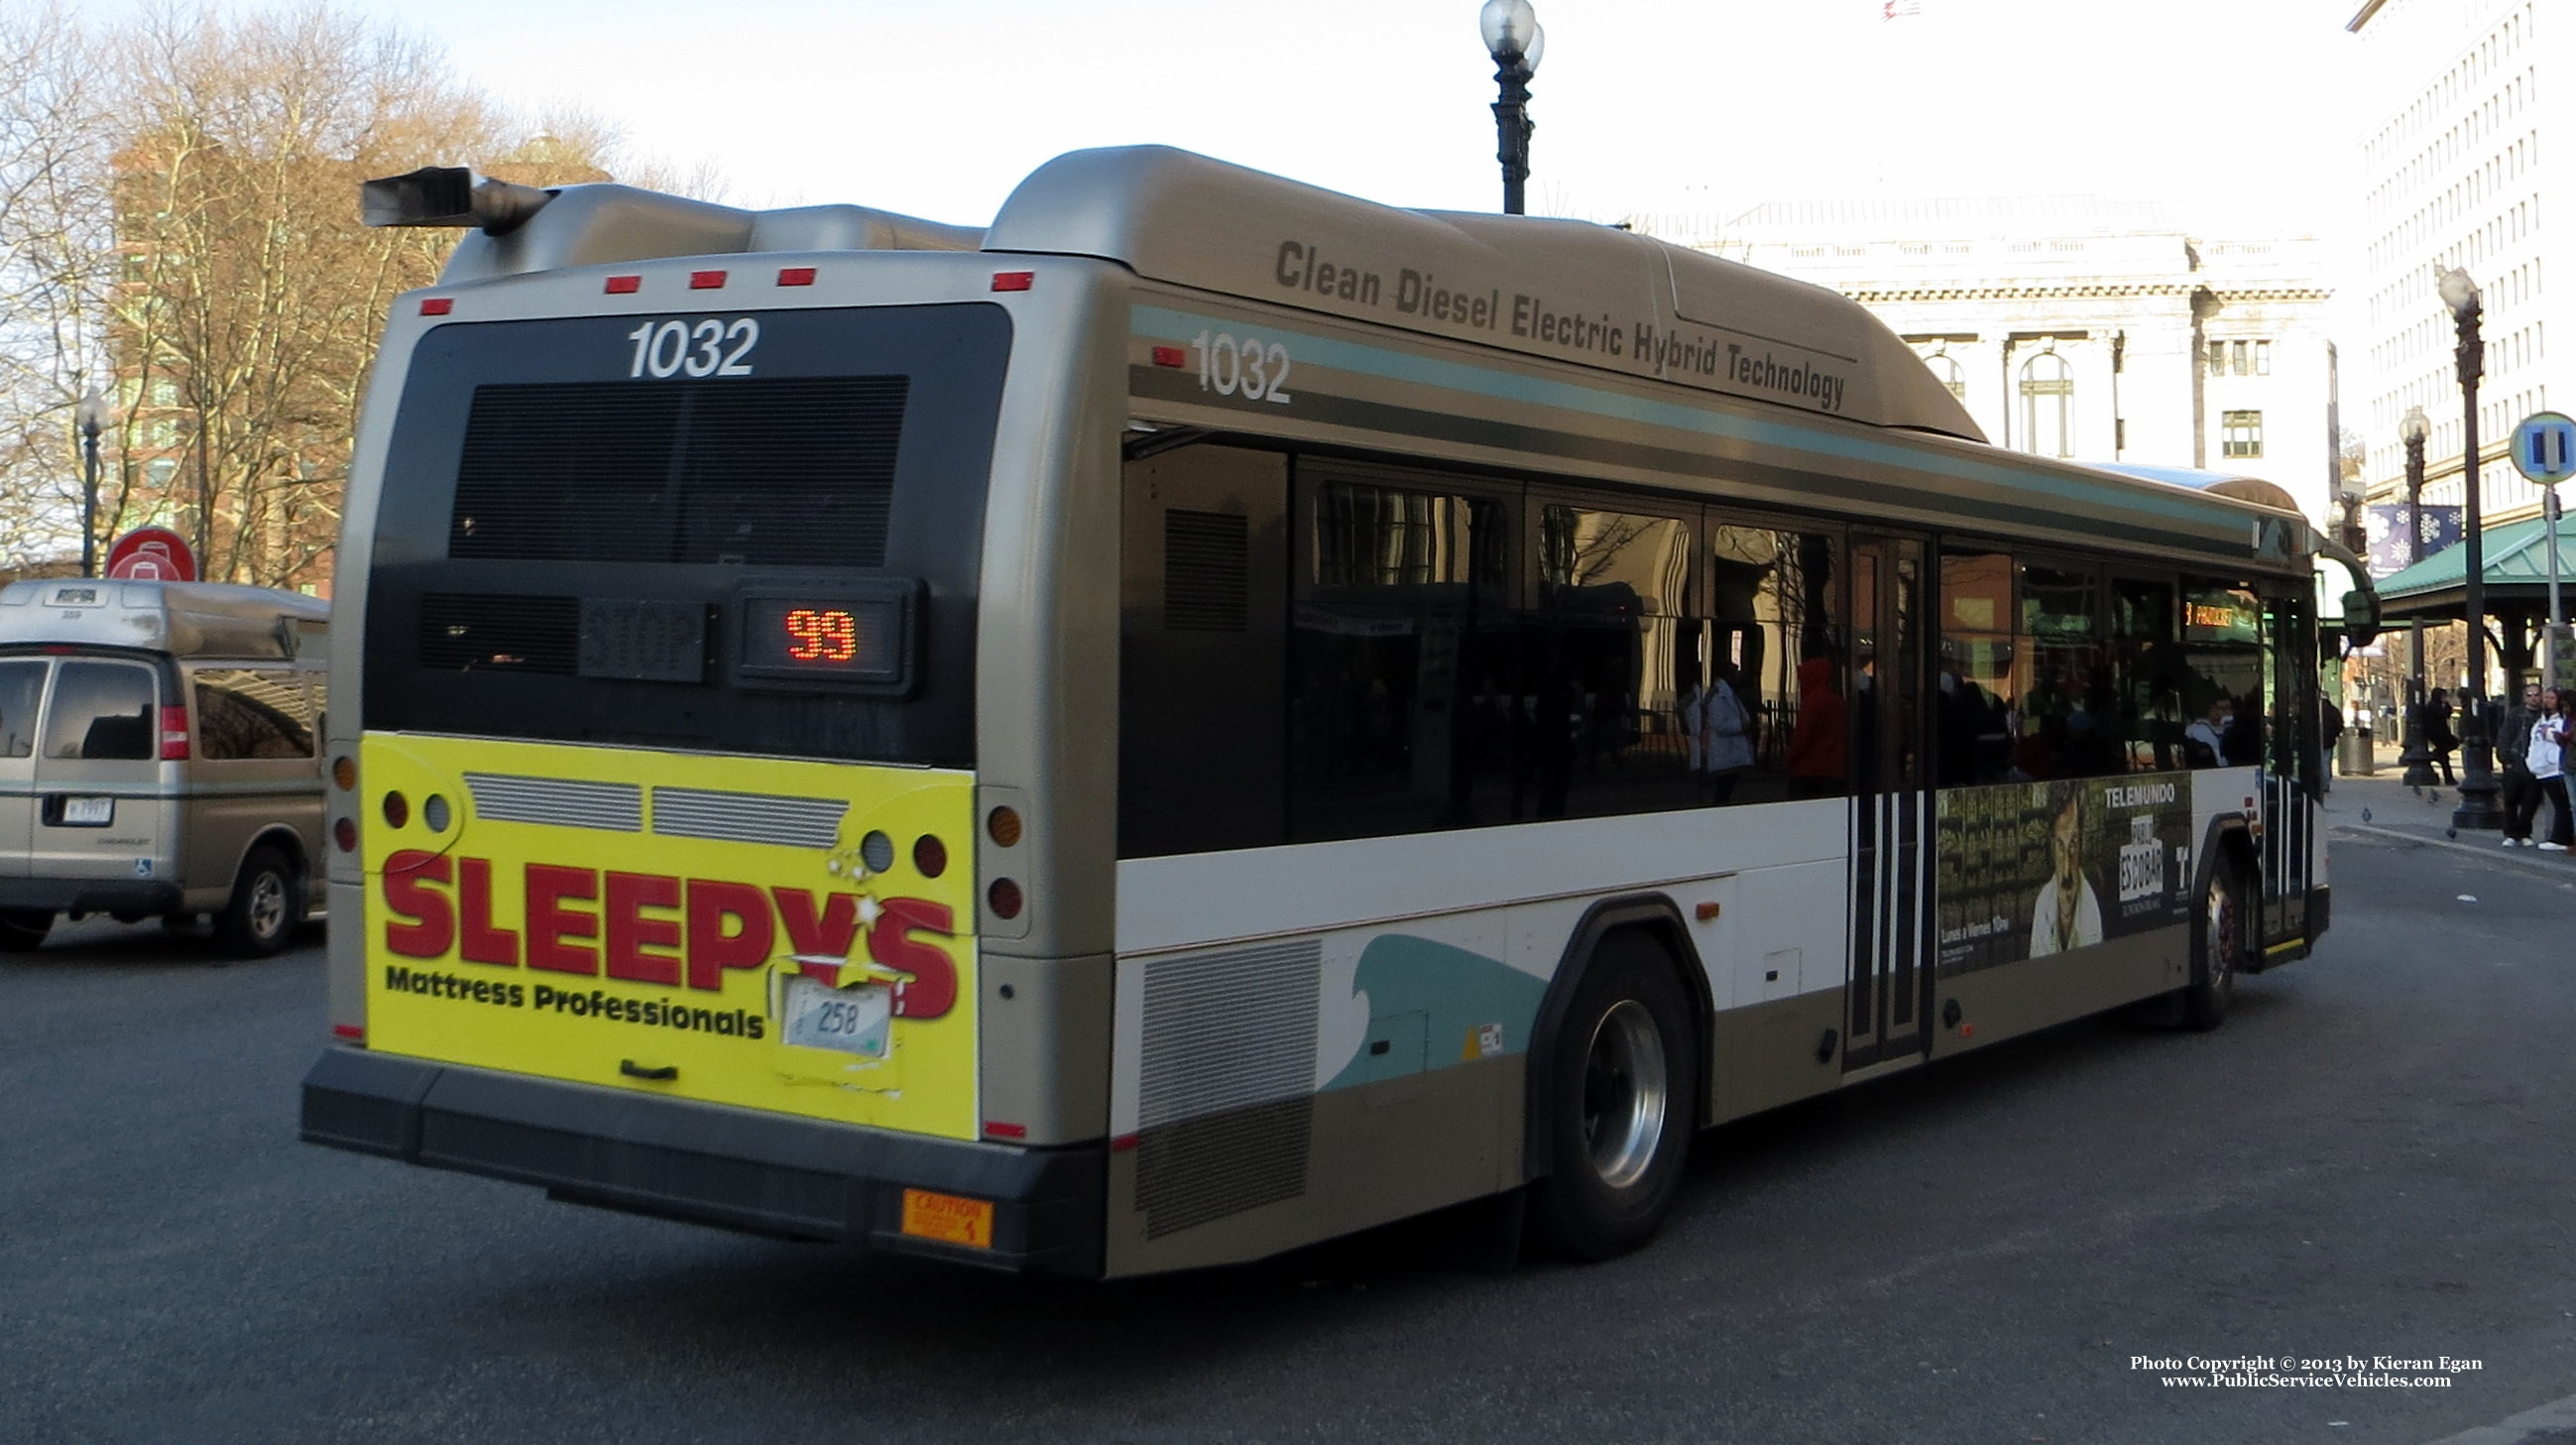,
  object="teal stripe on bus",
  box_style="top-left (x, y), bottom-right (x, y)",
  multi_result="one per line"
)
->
top-left (1131, 303), bottom-right (2244, 537)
